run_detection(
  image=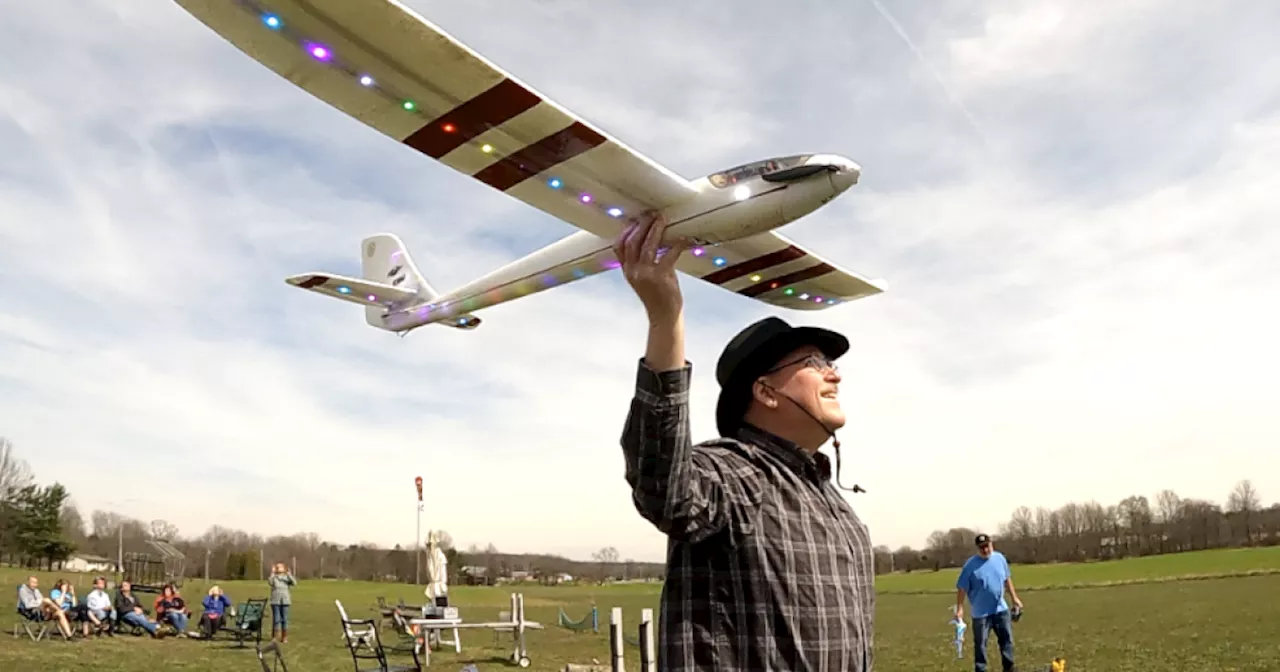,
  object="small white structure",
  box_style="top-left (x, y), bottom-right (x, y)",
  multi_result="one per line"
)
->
top-left (62, 554), bottom-right (114, 574)
top-left (424, 530), bottom-right (448, 602)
